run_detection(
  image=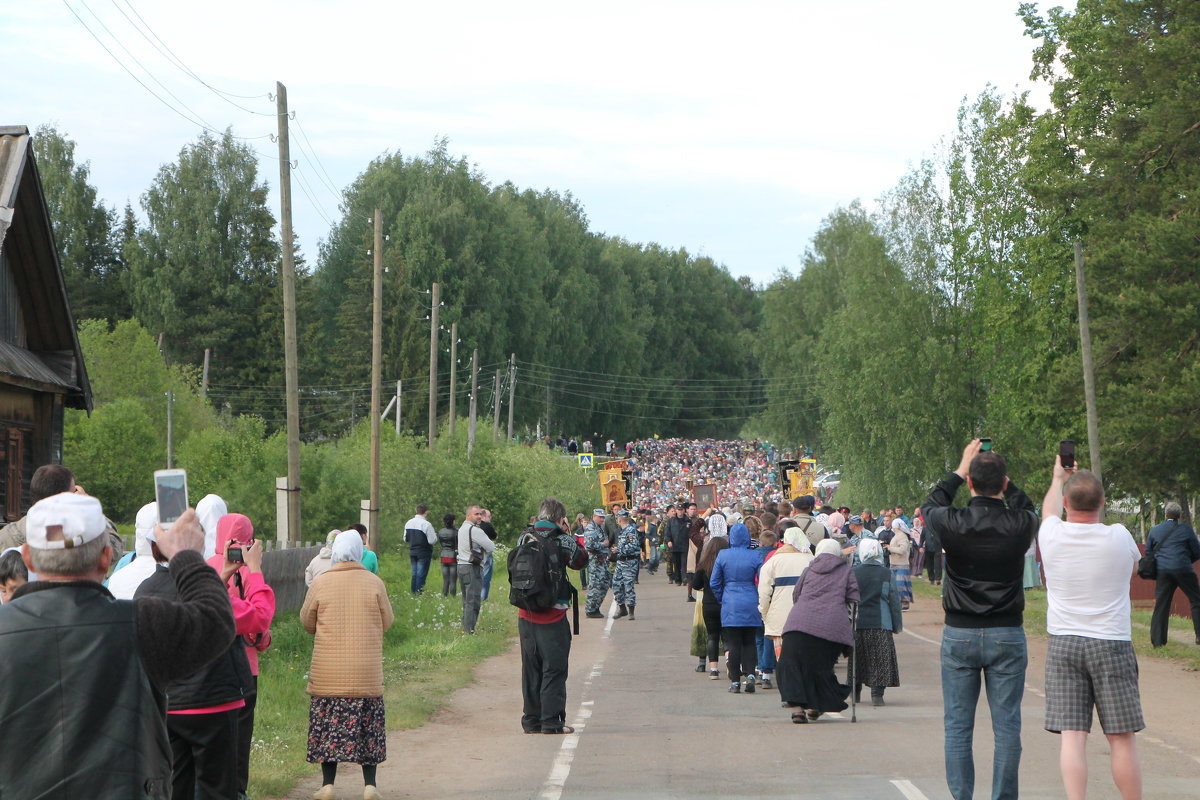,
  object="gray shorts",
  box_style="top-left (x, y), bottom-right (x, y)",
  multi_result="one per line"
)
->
top-left (1044, 634), bottom-right (1144, 734)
